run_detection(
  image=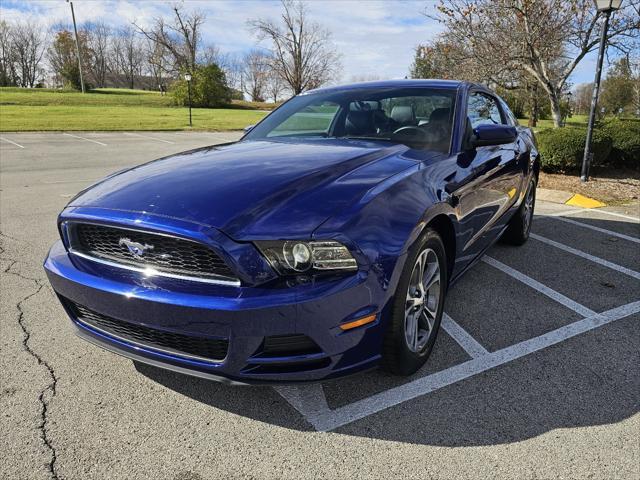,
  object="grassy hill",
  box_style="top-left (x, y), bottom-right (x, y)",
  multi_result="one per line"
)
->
top-left (0, 87), bottom-right (269, 131)
top-left (0, 86), bottom-right (592, 133)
